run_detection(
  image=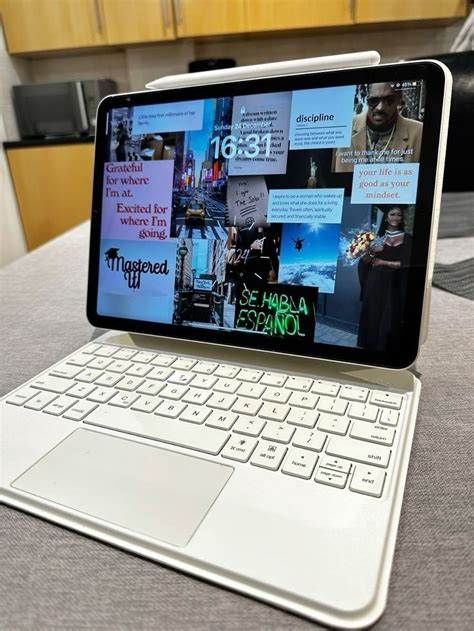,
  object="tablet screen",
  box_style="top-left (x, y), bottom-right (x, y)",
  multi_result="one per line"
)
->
top-left (88, 63), bottom-right (447, 368)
